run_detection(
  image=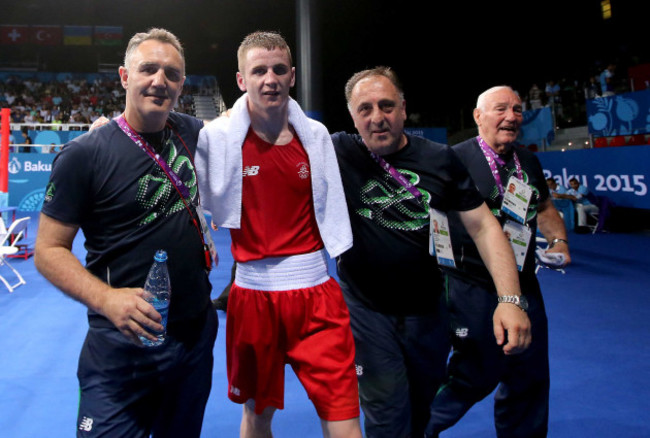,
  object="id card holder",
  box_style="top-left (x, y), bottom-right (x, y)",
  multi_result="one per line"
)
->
top-left (195, 205), bottom-right (219, 269)
top-left (429, 208), bottom-right (456, 268)
top-left (503, 219), bottom-right (532, 272)
top-left (501, 176), bottom-right (532, 224)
